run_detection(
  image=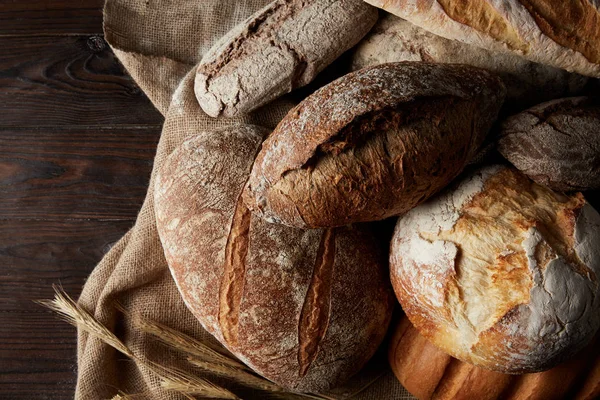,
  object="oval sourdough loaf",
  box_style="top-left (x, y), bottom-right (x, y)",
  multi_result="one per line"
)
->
top-left (194, 0), bottom-right (378, 118)
top-left (388, 316), bottom-right (600, 400)
top-left (351, 14), bottom-right (590, 111)
top-left (390, 165), bottom-right (600, 373)
top-left (499, 96), bottom-right (600, 192)
top-left (362, 0), bottom-right (600, 78)
top-left (154, 125), bottom-right (394, 392)
top-left (243, 62), bottom-right (506, 228)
